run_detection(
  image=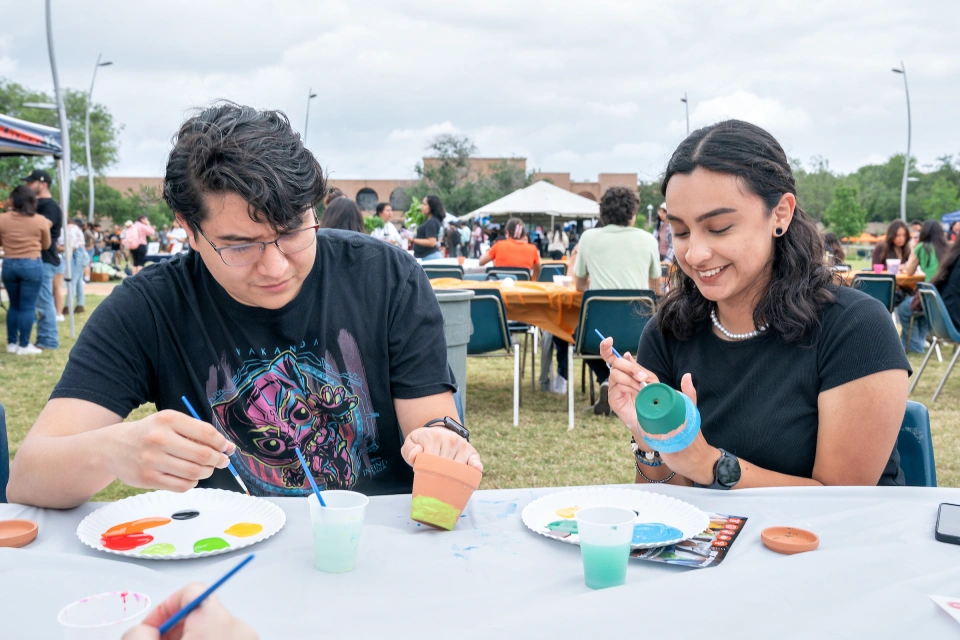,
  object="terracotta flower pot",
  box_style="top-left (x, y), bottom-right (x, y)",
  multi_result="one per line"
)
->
top-left (410, 453), bottom-right (482, 531)
top-left (457, 256), bottom-right (466, 265)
